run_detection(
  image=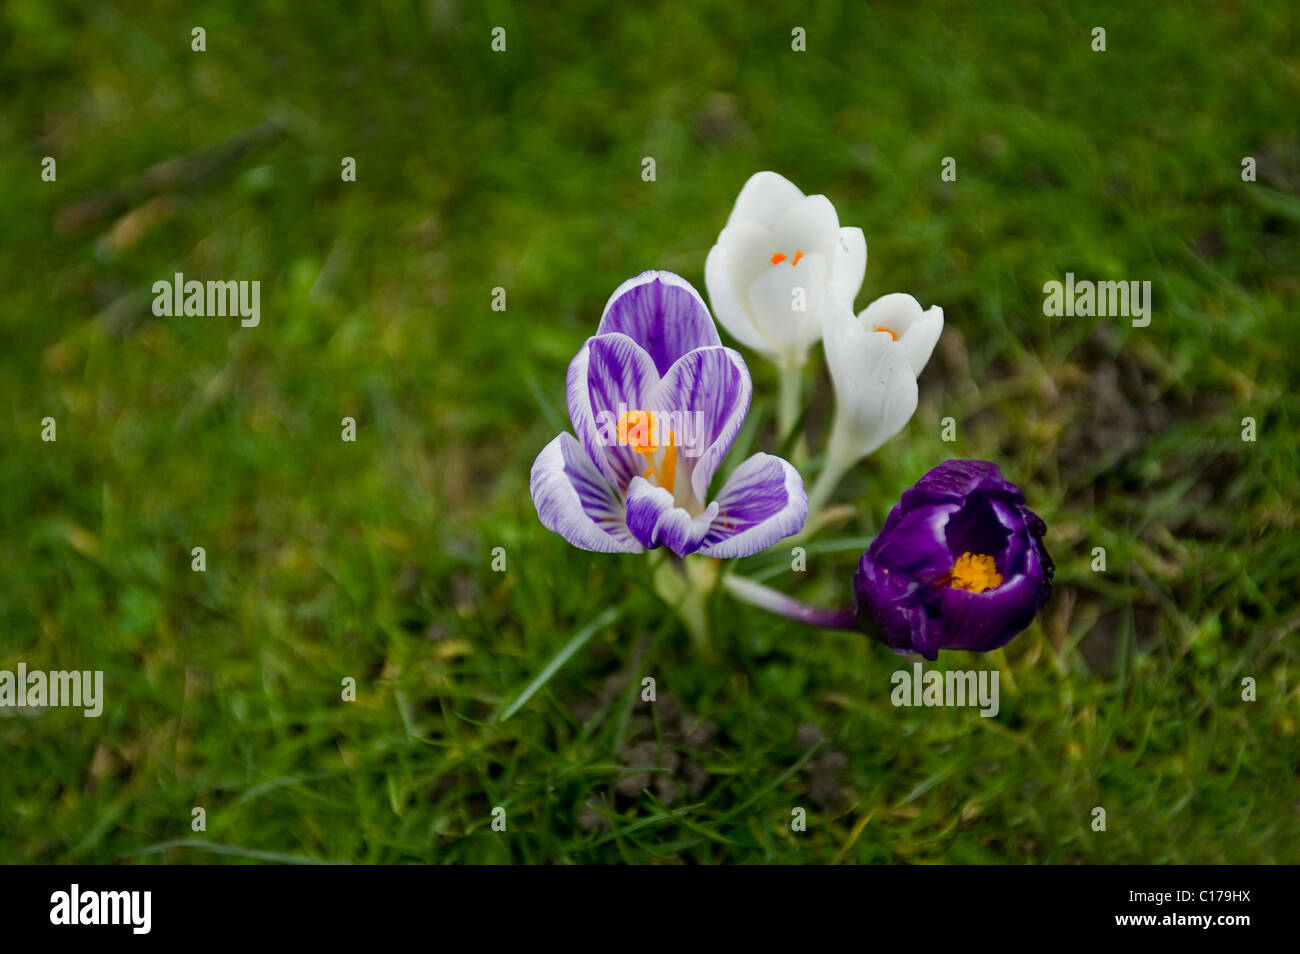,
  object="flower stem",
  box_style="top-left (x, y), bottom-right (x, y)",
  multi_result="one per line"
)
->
top-left (804, 416), bottom-right (861, 531)
top-left (777, 361), bottom-right (803, 450)
top-left (651, 553), bottom-right (719, 660)
top-left (805, 452), bottom-right (851, 524)
top-left (722, 574), bottom-right (858, 630)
